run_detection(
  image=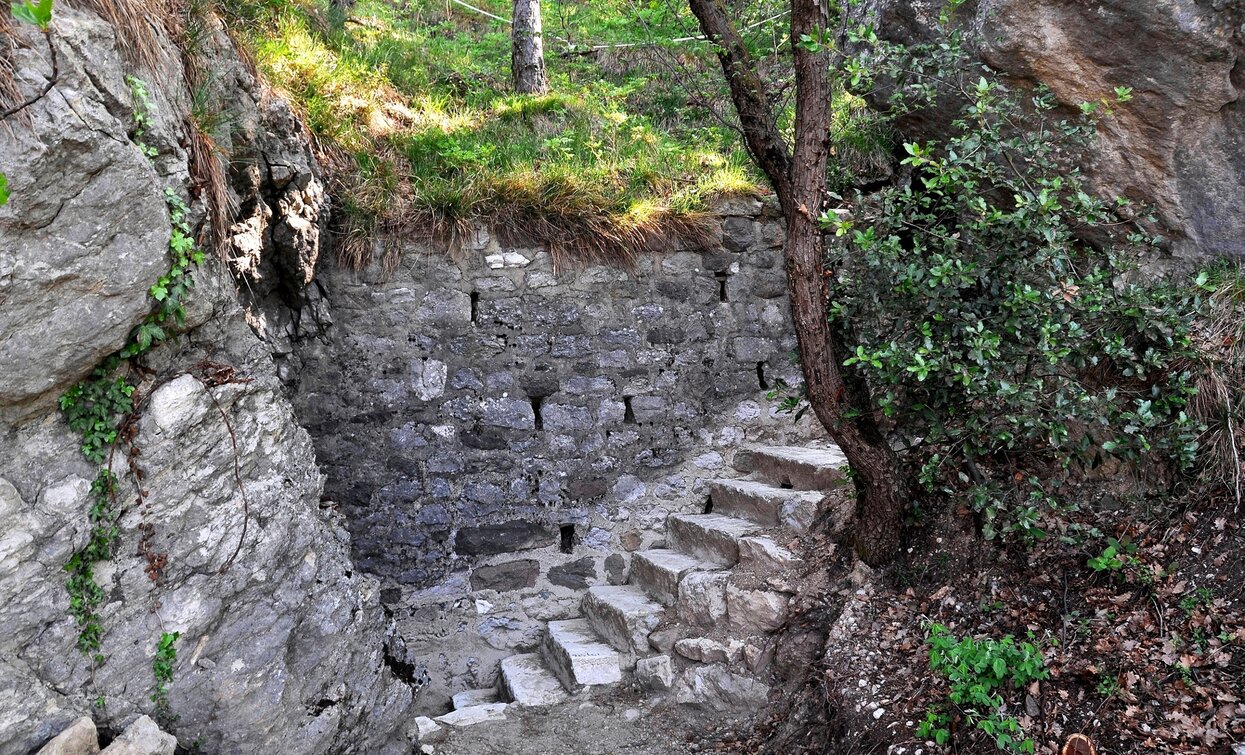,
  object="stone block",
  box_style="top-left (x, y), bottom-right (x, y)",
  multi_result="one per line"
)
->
top-left (413, 716), bottom-right (445, 743)
top-left (541, 619), bottom-right (622, 689)
top-left (674, 665), bottom-right (769, 712)
top-left (99, 716), bottom-right (175, 755)
top-left (36, 717), bottom-right (97, 755)
top-left (547, 557), bottom-right (597, 589)
top-left (726, 585), bottom-right (790, 633)
top-left (499, 654), bottom-right (569, 707)
top-left (434, 703), bottom-right (507, 727)
top-left (454, 521), bottom-right (553, 557)
top-left (677, 571), bottom-right (728, 626)
top-left (582, 585), bottom-right (664, 654)
top-left (737, 537), bottom-right (804, 573)
top-left (674, 638), bottom-right (733, 664)
top-left (471, 560), bottom-right (539, 592)
top-left (635, 655), bottom-right (674, 691)
top-left (630, 550), bottom-right (718, 606)
top-left (452, 688), bottom-right (499, 710)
